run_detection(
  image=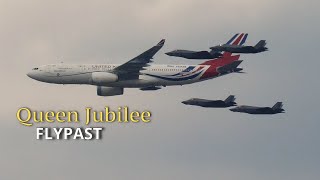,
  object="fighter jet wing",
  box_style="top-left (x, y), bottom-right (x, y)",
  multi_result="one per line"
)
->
top-left (112, 39), bottom-right (165, 80)
top-left (217, 60), bottom-right (243, 74)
